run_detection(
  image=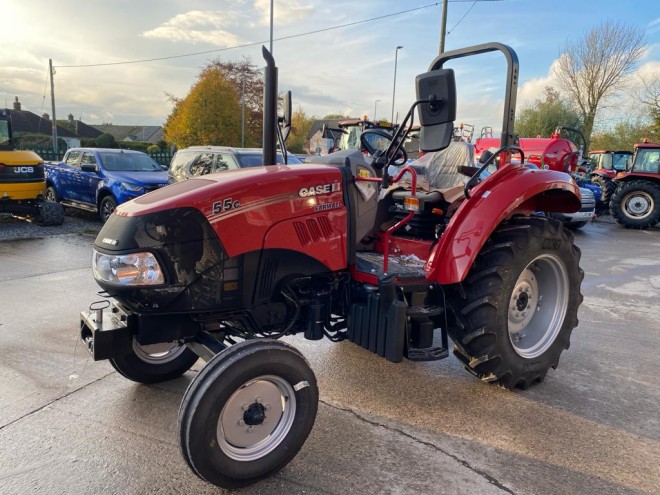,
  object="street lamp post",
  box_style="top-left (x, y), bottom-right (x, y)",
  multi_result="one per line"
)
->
top-left (374, 99), bottom-right (381, 121)
top-left (391, 45), bottom-right (403, 124)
